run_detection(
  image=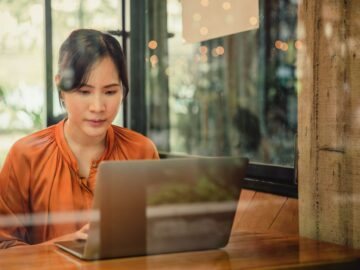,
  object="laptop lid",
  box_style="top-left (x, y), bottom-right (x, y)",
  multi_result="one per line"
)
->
top-left (78, 157), bottom-right (248, 260)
